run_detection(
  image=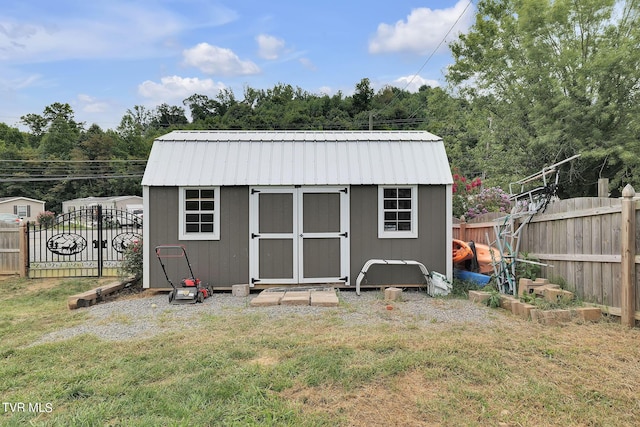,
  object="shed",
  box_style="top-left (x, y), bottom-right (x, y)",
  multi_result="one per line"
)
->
top-left (0, 196), bottom-right (46, 222)
top-left (141, 130), bottom-right (453, 290)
